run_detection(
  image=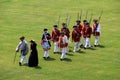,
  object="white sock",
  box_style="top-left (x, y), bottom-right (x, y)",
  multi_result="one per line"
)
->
top-left (44, 51), bottom-right (48, 57)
